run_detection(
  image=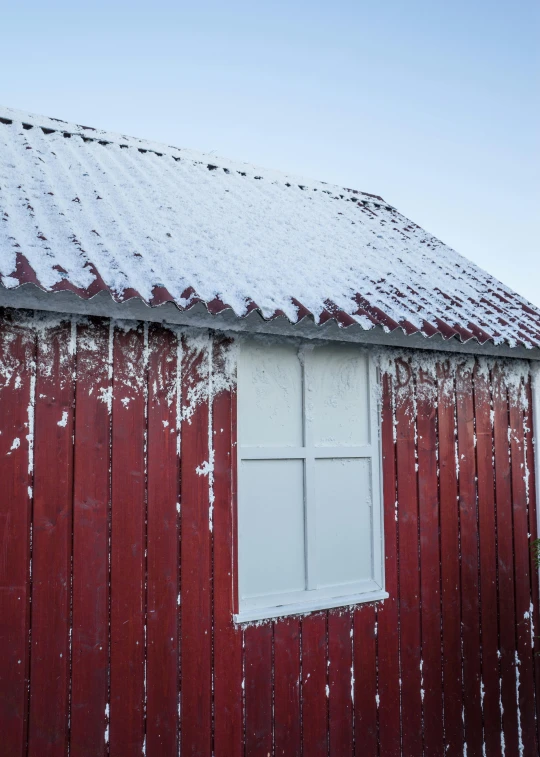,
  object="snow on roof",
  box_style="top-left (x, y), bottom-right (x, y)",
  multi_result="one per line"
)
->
top-left (1, 104), bottom-right (539, 349)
